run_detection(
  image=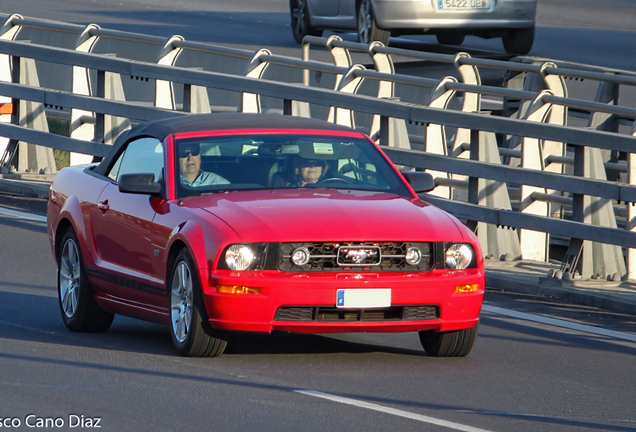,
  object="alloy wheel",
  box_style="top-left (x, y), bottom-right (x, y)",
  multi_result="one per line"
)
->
top-left (171, 261), bottom-right (194, 344)
top-left (59, 239), bottom-right (80, 319)
top-left (357, 0), bottom-right (372, 44)
top-left (292, 0), bottom-right (307, 40)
